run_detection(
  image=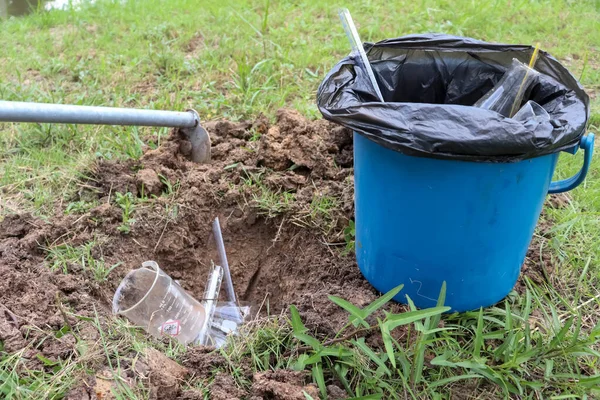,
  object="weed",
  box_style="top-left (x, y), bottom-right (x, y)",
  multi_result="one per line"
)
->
top-left (114, 192), bottom-right (136, 234)
top-left (253, 187), bottom-right (295, 218)
top-left (158, 174), bottom-right (180, 197)
top-left (309, 194), bottom-right (337, 217)
top-left (248, 128), bottom-right (262, 142)
top-left (45, 240), bottom-right (119, 282)
top-left (64, 200), bottom-right (97, 215)
top-left (240, 168), bottom-right (295, 217)
top-left (306, 193), bottom-right (338, 231)
top-left (0, 349), bottom-right (76, 399)
top-left (221, 282), bottom-right (600, 399)
top-left (343, 220), bottom-right (356, 254)
top-left (230, 57), bottom-right (276, 112)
